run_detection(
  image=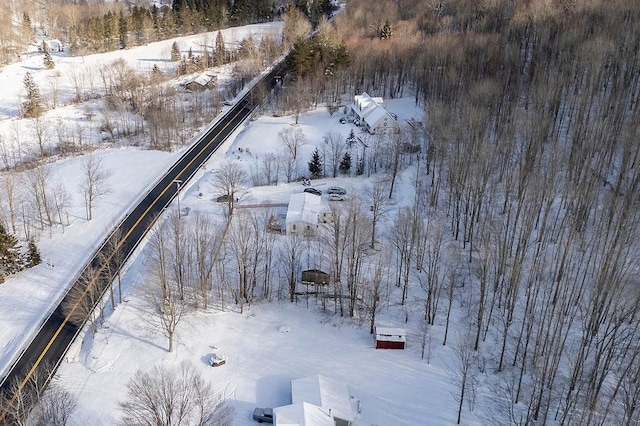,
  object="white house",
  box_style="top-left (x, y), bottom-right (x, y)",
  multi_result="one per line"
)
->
top-left (347, 93), bottom-right (399, 134)
top-left (361, 105), bottom-right (399, 134)
top-left (290, 375), bottom-right (354, 426)
top-left (286, 192), bottom-right (322, 236)
top-left (348, 92), bottom-right (383, 124)
top-left (274, 401), bottom-right (334, 426)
